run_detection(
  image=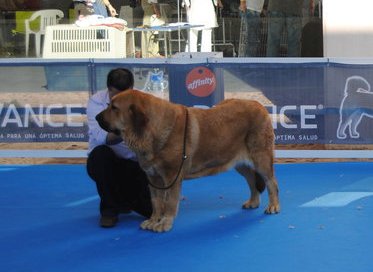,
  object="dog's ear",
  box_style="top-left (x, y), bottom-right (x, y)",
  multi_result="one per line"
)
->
top-left (128, 104), bottom-right (149, 134)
